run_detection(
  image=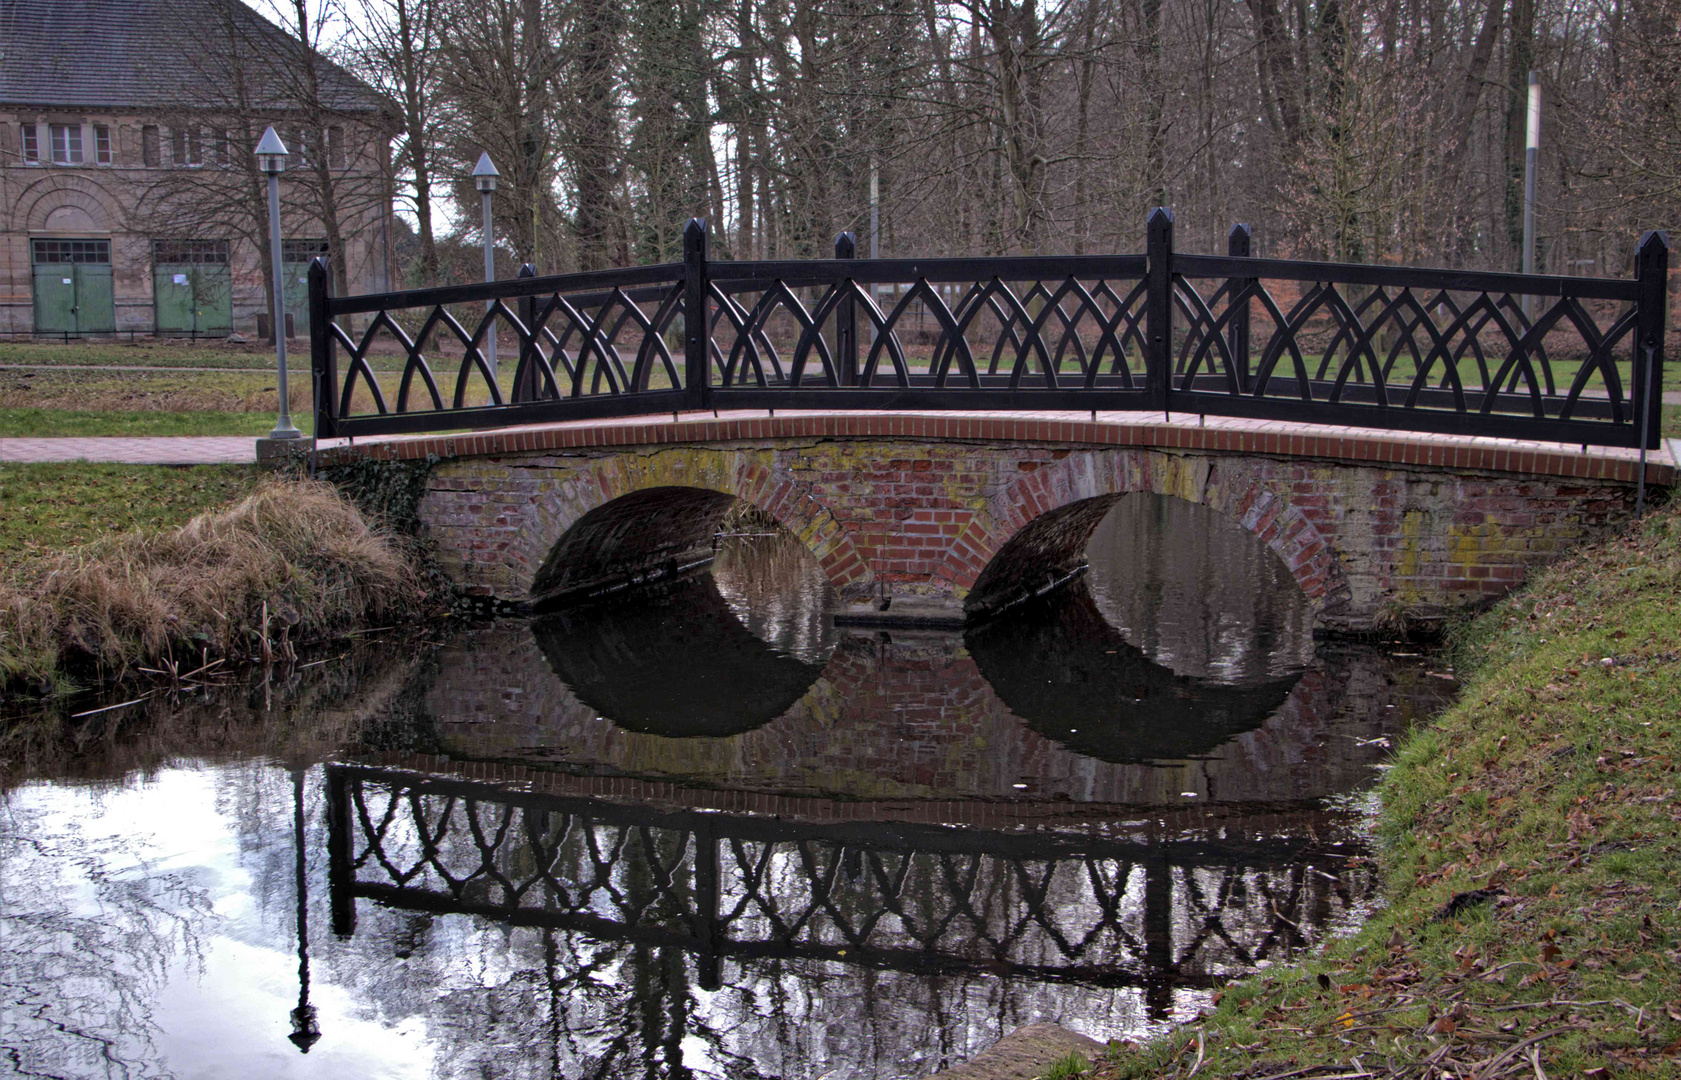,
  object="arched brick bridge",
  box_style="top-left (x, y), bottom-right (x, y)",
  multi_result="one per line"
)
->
top-left (343, 411), bottom-right (1673, 631)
